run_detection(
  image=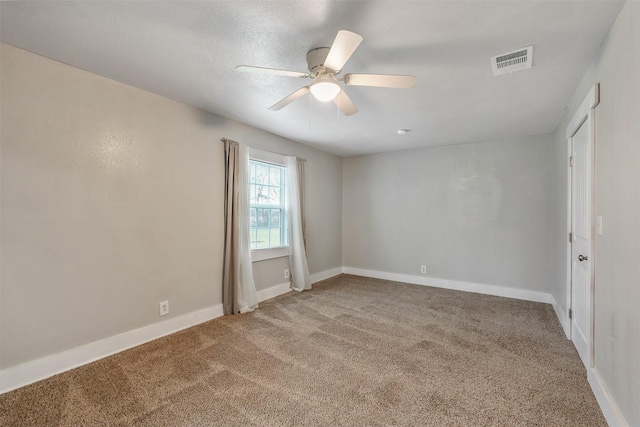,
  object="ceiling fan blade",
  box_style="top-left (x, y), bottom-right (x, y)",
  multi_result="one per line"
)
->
top-left (324, 30), bottom-right (363, 73)
top-left (333, 90), bottom-right (359, 116)
top-left (344, 73), bottom-right (416, 89)
top-left (235, 65), bottom-right (310, 78)
top-left (268, 86), bottom-right (310, 111)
